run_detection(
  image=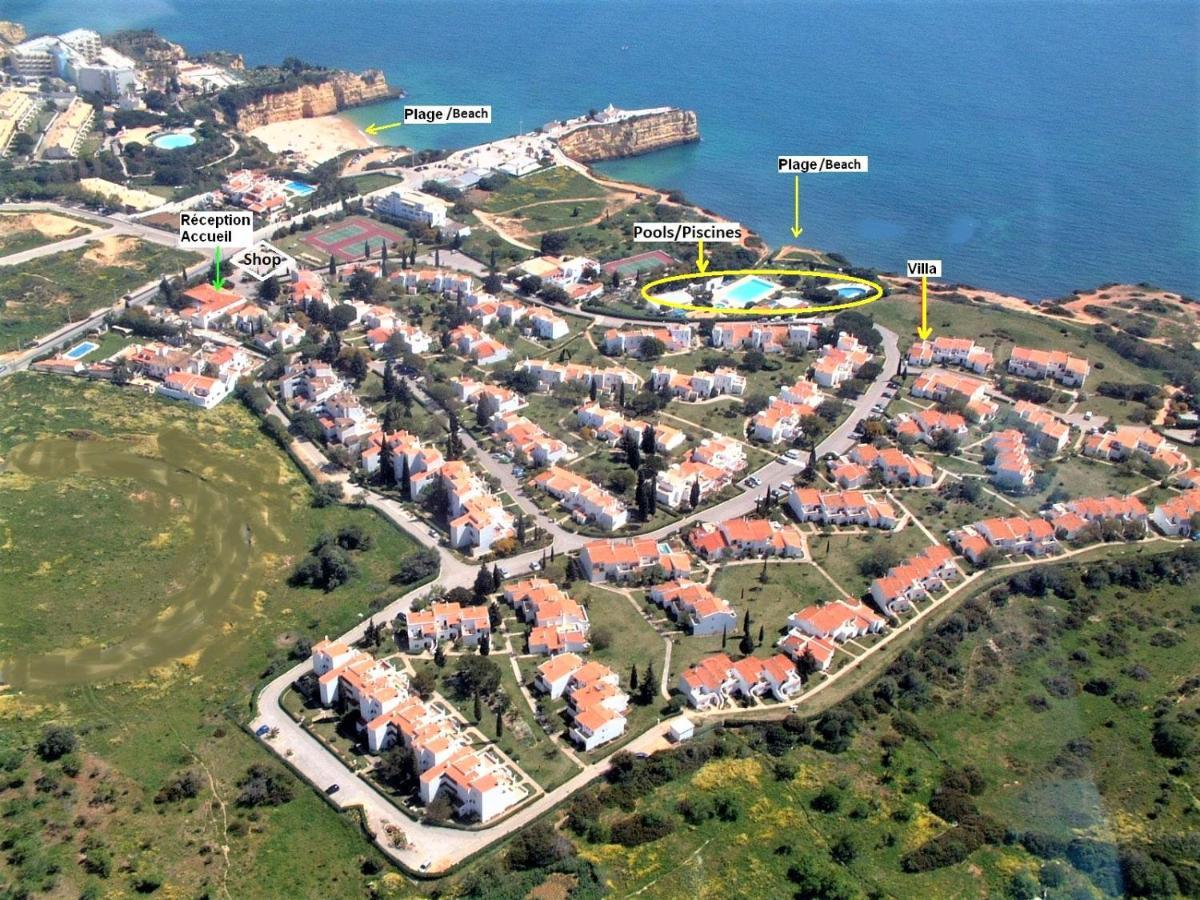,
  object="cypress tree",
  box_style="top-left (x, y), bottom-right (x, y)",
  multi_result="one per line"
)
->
top-left (639, 662), bottom-right (656, 705)
top-left (493, 564), bottom-right (502, 586)
top-left (739, 630), bottom-right (754, 655)
top-left (479, 633), bottom-right (490, 656)
top-left (474, 563), bottom-right (494, 601)
top-left (495, 708), bottom-right (503, 737)
top-left (328, 255), bottom-right (336, 278)
top-left (400, 452), bottom-right (412, 500)
top-left (757, 624), bottom-right (765, 645)
top-left (721, 625), bottom-right (728, 648)
top-left (473, 691), bottom-right (482, 722)
top-left (641, 423), bottom-right (656, 455)
top-left (629, 665), bottom-right (639, 692)
top-left (689, 478), bottom-right (701, 510)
